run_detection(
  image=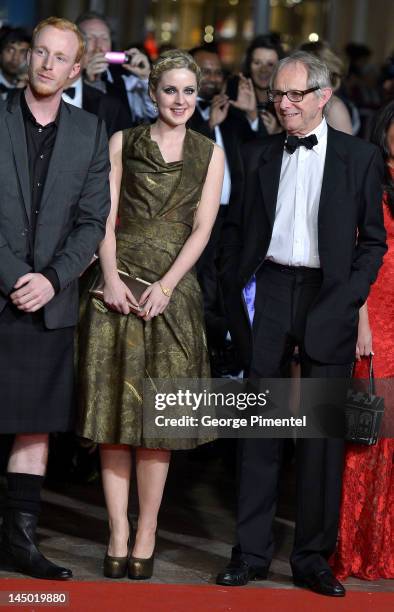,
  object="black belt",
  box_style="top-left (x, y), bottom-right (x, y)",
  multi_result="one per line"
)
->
top-left (263, 260), bottom-right (322, 278)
